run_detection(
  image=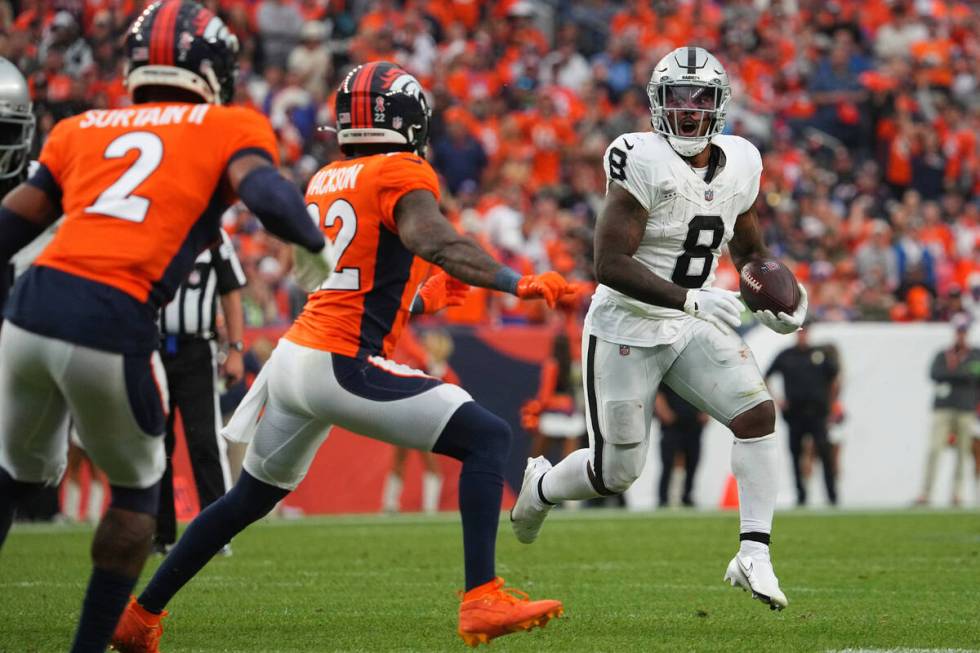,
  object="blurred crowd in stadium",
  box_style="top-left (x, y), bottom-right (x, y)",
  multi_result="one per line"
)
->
top-left (5, 0), bottom-right (980, 326)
